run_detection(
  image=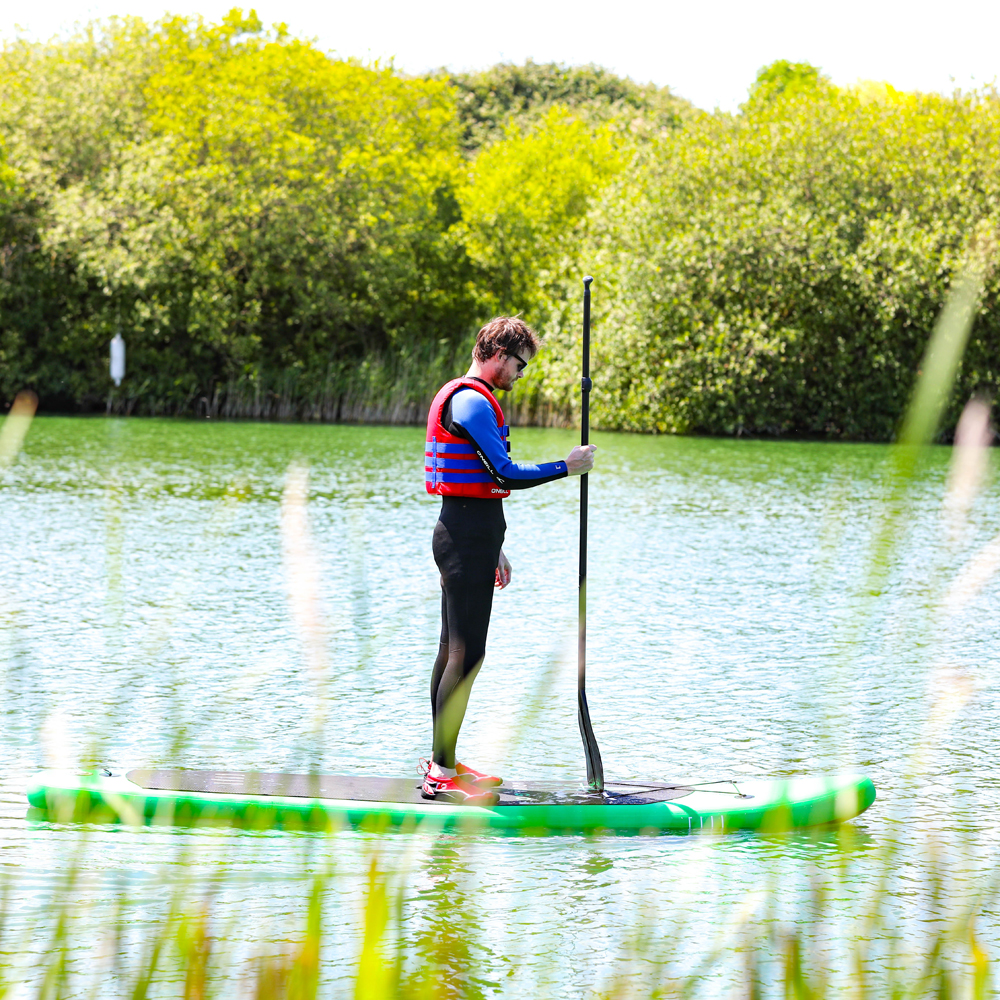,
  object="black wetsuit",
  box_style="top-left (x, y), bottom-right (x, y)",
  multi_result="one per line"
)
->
top-left (430, 381), bottom-right (566, 768)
